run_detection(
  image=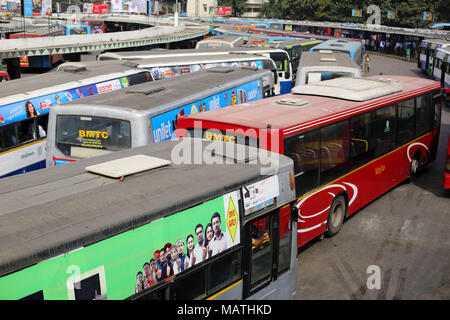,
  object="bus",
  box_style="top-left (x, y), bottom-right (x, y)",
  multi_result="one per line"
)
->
top-left (0, 138), bottom-right (298, 300)
top-left (61, 24), bottom-right (91, 35)
top-left (445, 134), bottom-right (450, 189)
top-left (176, 75), bottom-right (443, 247)
top-left (232, 20), bottom-right (284, 30)
top-left (295, 51), bottom-right (361, 86)
top-left (418, 39), bottom-right (450, 75)
top-left (213, 27), bottom-right (295, 45)
top-left (0, 71), bottom-right (10, 82)
top-left (9, 28), bottom-right (64, 70)
top-left (246, 39), bottom-right (323, 85)
top-left (46, 66), bottom-right (273, 167)
top-left (81, 20), bottom-right (105, 34)
top-left (310, 39), bottom-right (363, 66)
top-left (433, 47), bottom-right (449, 107)
top-left (0, 61), bottom-right (154, 178)
top-left (97, 48), bottom-right (290, 95)
top-left (195, 35), bottom-right (245, 49)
